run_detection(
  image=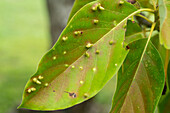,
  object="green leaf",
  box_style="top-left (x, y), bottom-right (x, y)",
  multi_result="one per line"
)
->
top-left (68, 0), bottom-right (95, 22)
top-left (158, 0), bottom-right (170, 49)
top-left (137, 0), bottom-right (156, 8)
top-left (19, 0), bottom-right (137, 110)
top-left (110, 39), bottom-right (165, 113)
top-left (125, 20), bottom-right (143, 44)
